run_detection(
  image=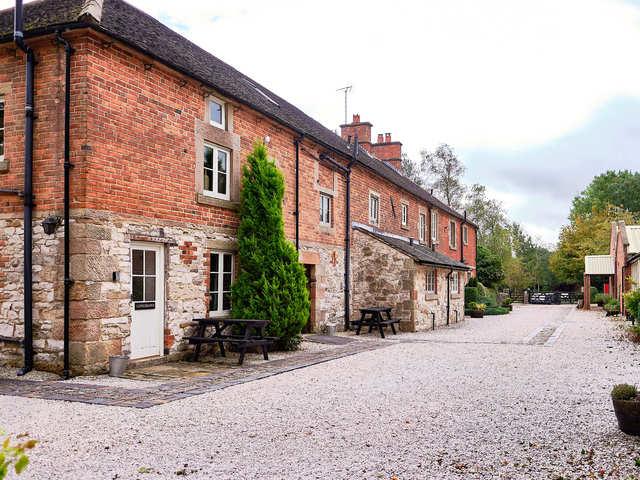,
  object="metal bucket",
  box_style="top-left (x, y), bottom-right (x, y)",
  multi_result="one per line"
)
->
top-left (326, 324), bottom-right (337, 336)
top-left (109, 355), bottom-right (129, 377)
